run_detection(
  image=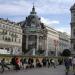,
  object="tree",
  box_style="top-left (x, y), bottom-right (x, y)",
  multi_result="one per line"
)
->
top-left (62, 49), bottom-right (71, 57)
